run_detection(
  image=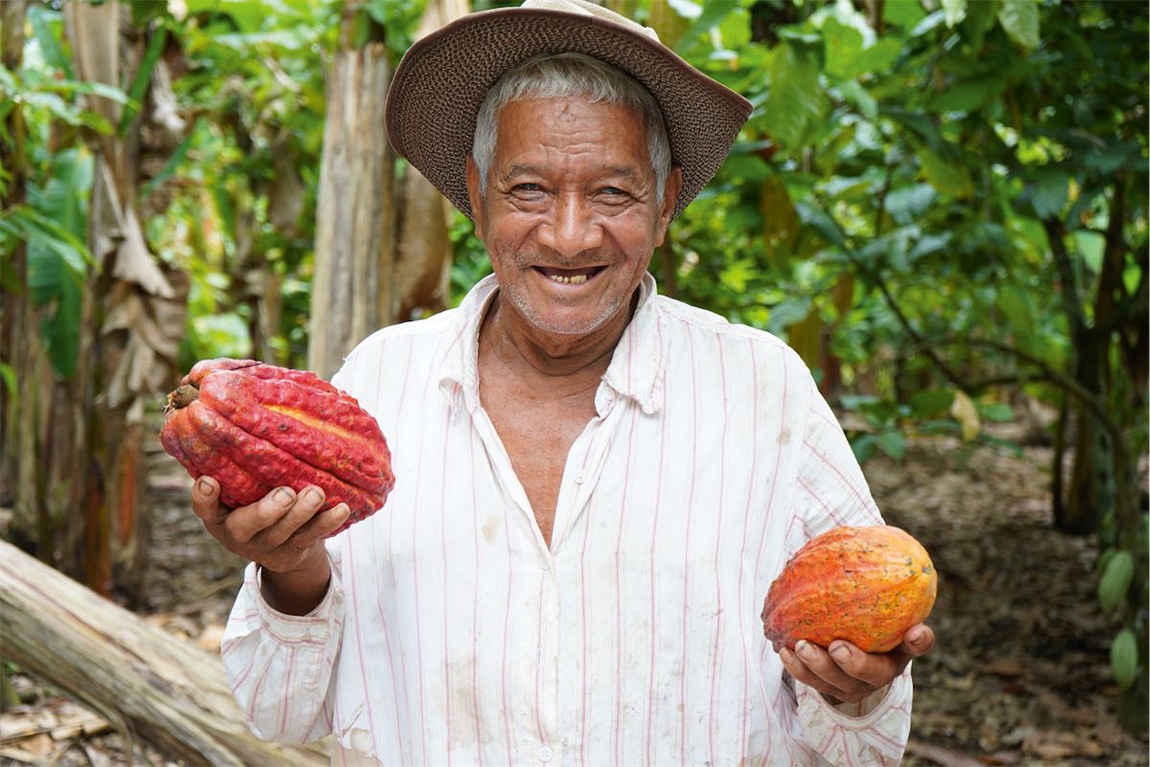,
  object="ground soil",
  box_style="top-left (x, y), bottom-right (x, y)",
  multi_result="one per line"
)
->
top-left (1, 422), bottom-right (1147, 766)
